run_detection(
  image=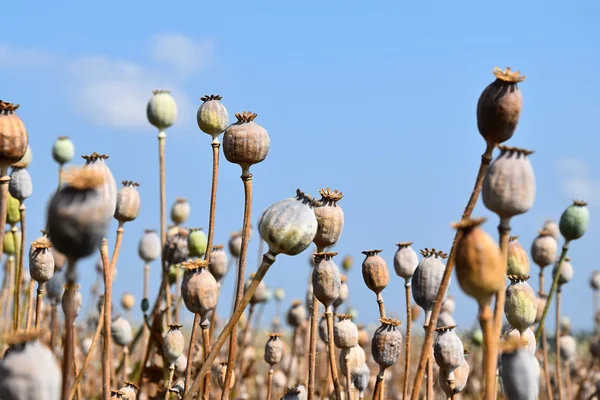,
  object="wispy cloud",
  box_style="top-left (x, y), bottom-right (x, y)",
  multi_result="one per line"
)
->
top-left (0, 44), bottom-right (56, 68)
top-left (557, 157), bottom-right (600, 206)
top-left (151, 34), bottom-right (214, 77)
